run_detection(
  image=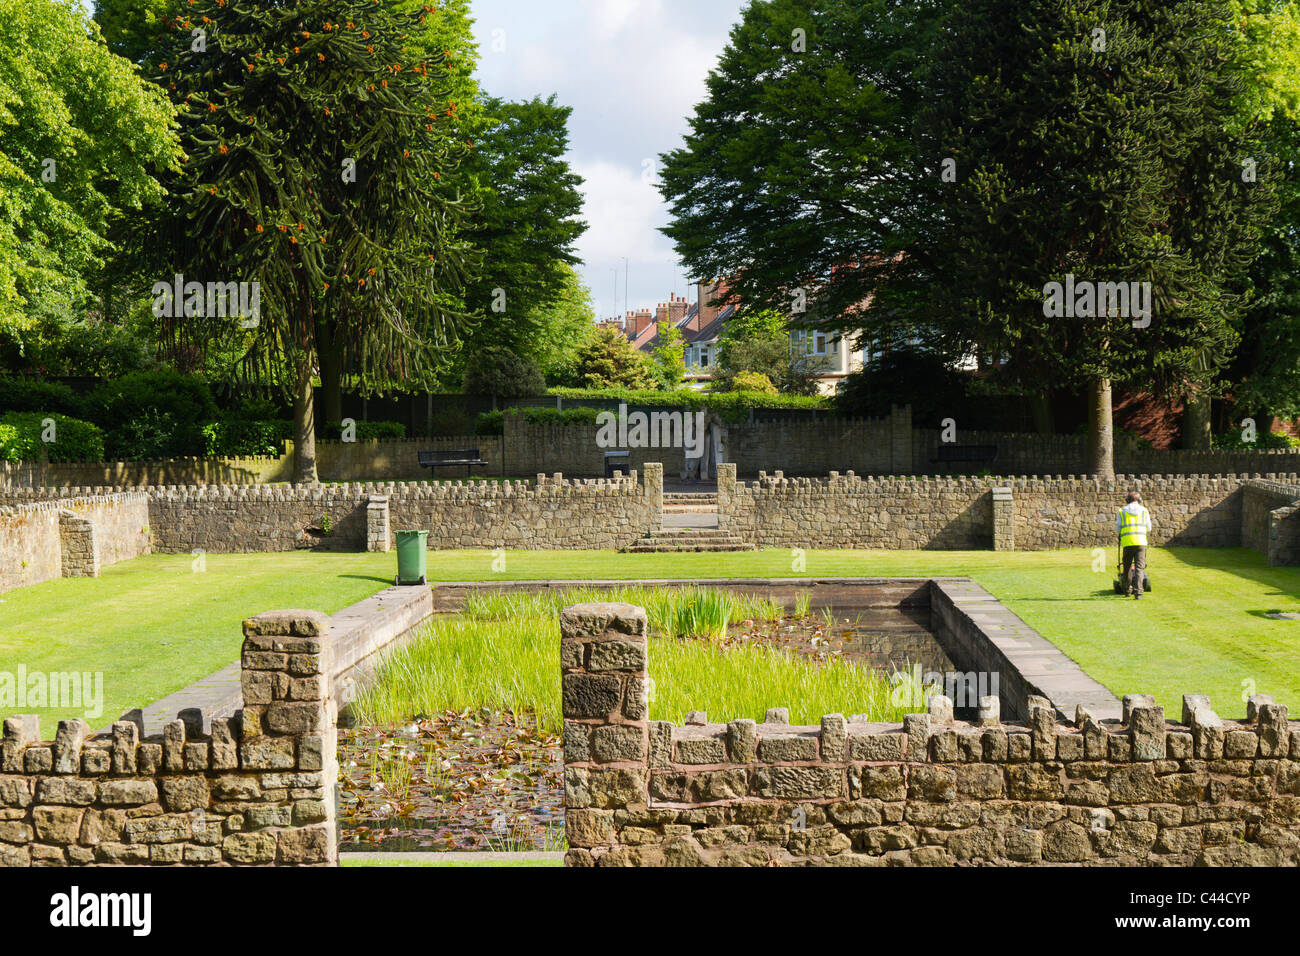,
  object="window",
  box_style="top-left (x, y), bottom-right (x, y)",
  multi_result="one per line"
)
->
top-left (700, 348), bottom-right (710, 368)
top-left (792, 330), bottom-right (828, 356)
